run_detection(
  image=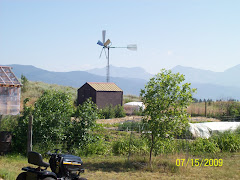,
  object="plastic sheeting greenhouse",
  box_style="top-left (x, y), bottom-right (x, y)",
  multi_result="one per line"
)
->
top-left (0, 66), bottom-right (22, 115)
